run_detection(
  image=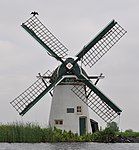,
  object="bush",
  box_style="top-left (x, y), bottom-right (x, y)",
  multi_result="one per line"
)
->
top-left (107, 122), bottom-right (119, 132)
top-left (92, 127), bottom-right (116, 143)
